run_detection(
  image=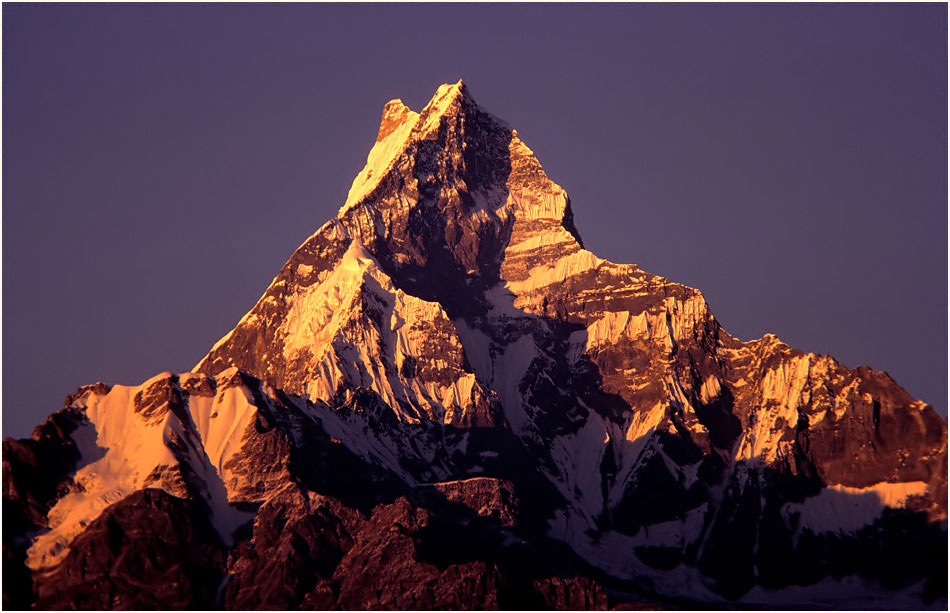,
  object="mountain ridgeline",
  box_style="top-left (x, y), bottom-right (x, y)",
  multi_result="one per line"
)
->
top-left (4, 81), bottom-right (947, 610)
